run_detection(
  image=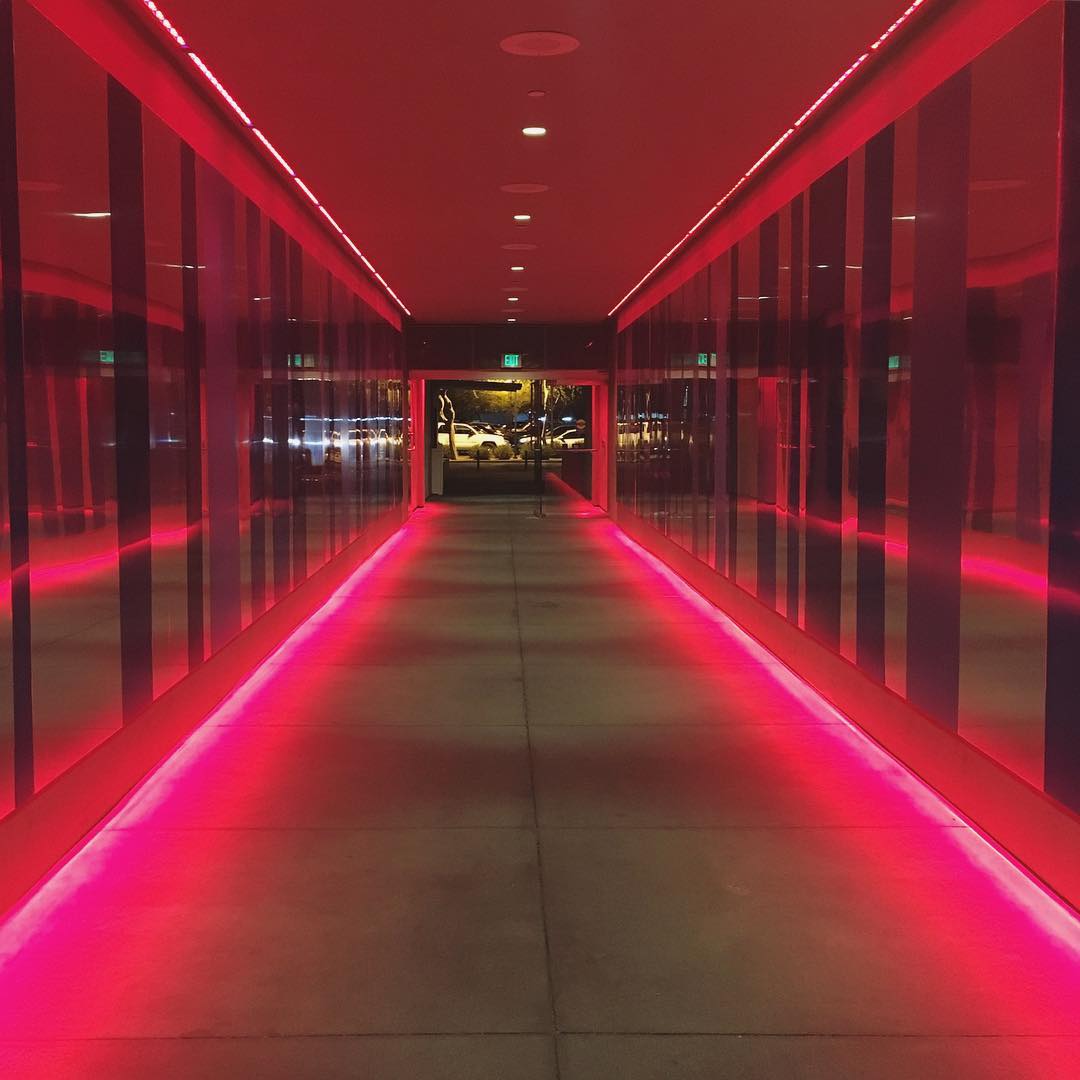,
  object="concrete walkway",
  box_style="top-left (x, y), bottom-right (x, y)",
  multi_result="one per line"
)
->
top-left (0, 493), bottom-right (1078, 1078)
